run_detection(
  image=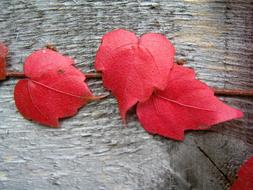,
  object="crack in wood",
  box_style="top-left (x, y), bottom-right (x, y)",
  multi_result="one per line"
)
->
top-left (197, 146), bottom-right (232, 186)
